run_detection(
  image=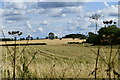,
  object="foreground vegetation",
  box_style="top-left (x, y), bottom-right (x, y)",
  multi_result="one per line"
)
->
top-left (1, 43), bottom-right (119, 78)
